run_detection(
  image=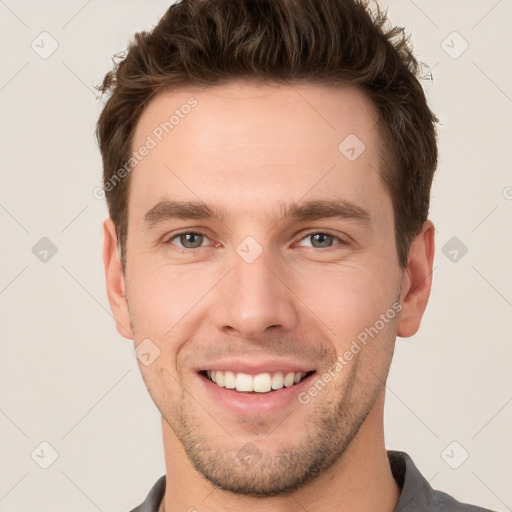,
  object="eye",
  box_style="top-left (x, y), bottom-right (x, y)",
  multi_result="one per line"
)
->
top-left (166, 231), bottom-right (211, 249)
top-left (296, 232), bottom-right (347, 249)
